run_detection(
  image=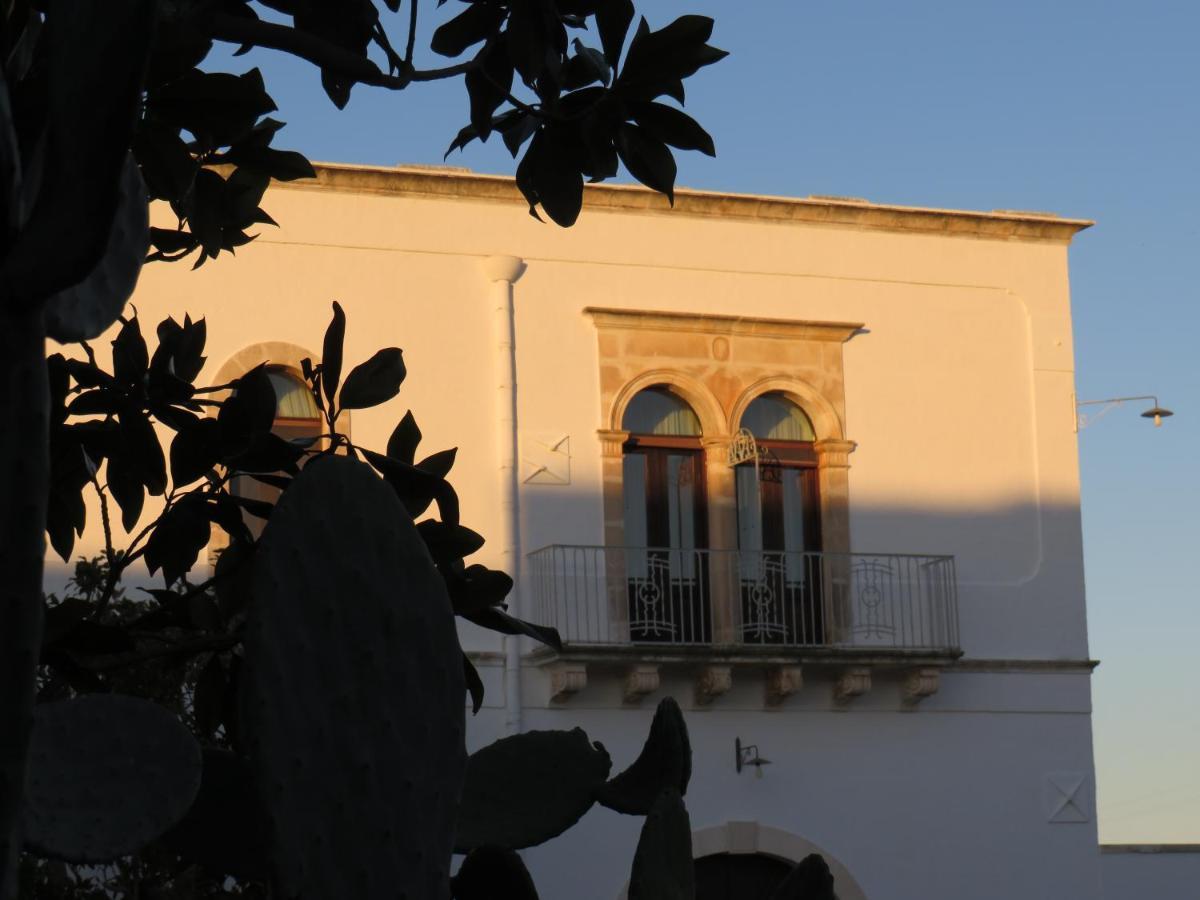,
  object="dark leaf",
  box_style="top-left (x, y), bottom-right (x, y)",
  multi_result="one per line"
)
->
top-left (149, 68), bottom-right (277, 148)
top-left (112, 316), bottom-right (149, 386)
top-left (417, 521), bottom-right (485, 565)
top-left (463, 653), bottom-right (485, 716)
top-left (120, 408), bottom-right (168, 496)
top-left (67, 390), bottom-right (122, 417)
top-left (529, 127), bottom-right (584, 226)
top-left (466, 38), bottom-right (514, 139)
top-left (387, 411), bottom-right (422, 463)
top-left (501, 112), bottom-right (539, 158)
top-left (132, 123), bottom-right (197, 201)
top-left (63, 358), bottom-right (113, 389)
top-left (227, 432), bottom-right (304, 475)
top-left (204, 492), bottom-right (253, 545)
top-left (145, 497), bottom-right (211, 585)
top-left (218, 365), bottom-right (276, 456)
top-left (417, 447), bottom-right (457, 479)
top-left (447, 564), bottom-right (513, 616)
top-left (222, 145), bottom-right (315, 182)
top-left (361, 448), bottom-right (443, 518)
top-left (445, 122), bottom-right (481, 158)
top-left (615, 123), bottom-right (676, 203)
top-left (462, 607), bottom-right (562, 651)
top-left (170, 417), bottom-right (222, 486)
top-left (431, 2), bottom-right (506, 57)
top-left (321, 301), bottom-right (346, 410)
top-left (596, 0), bottom-right (633, 68)
top-left (628, 101), bottom-right (715, 156)
top-left (338, 347), bottom-right (406, 409)
top-left (106, 452), bottom-right (145, 532)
